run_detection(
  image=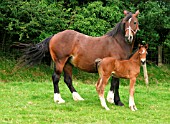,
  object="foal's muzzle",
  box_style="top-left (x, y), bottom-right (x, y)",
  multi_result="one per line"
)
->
top-left (141, 59), bottom-right (146, 65)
